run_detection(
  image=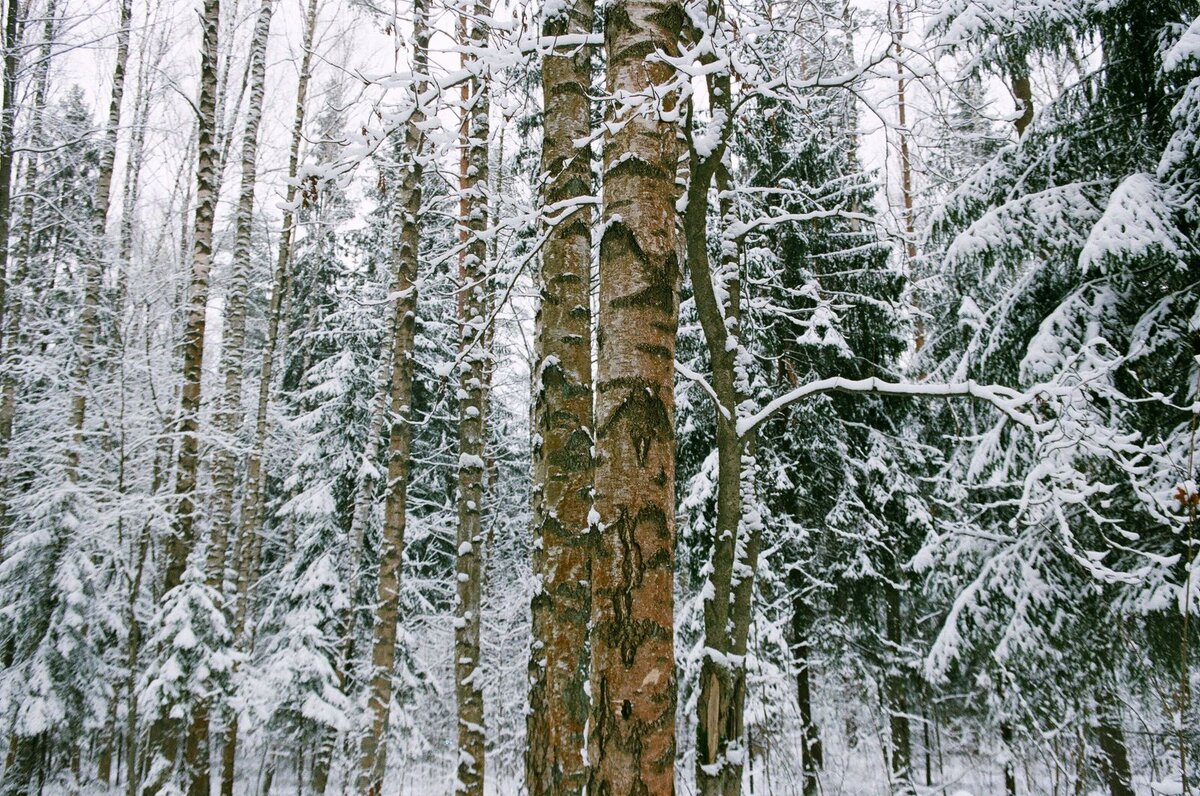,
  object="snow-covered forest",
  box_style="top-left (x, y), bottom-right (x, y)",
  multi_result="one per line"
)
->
top-left (0, 0), bottom-right (1197, 791)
